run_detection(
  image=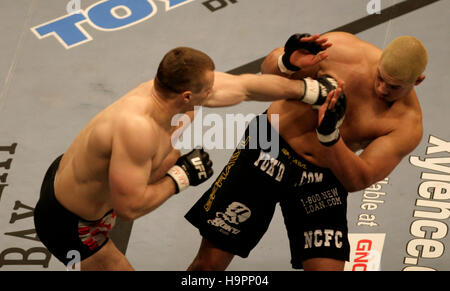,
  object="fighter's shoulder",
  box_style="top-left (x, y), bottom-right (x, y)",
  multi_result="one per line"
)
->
top-left (399, 88), bottom-right (422, 119)
top-left (391, 98), bottom-right (423, 145)
top-left (320, 32), bottom-right (369, 60)
top-left (321, 31), bottom-right (360, 42)
top-left (213, 71), bottom-right (239, 86)
top-left (114, 112), bottom-right (157, 157)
